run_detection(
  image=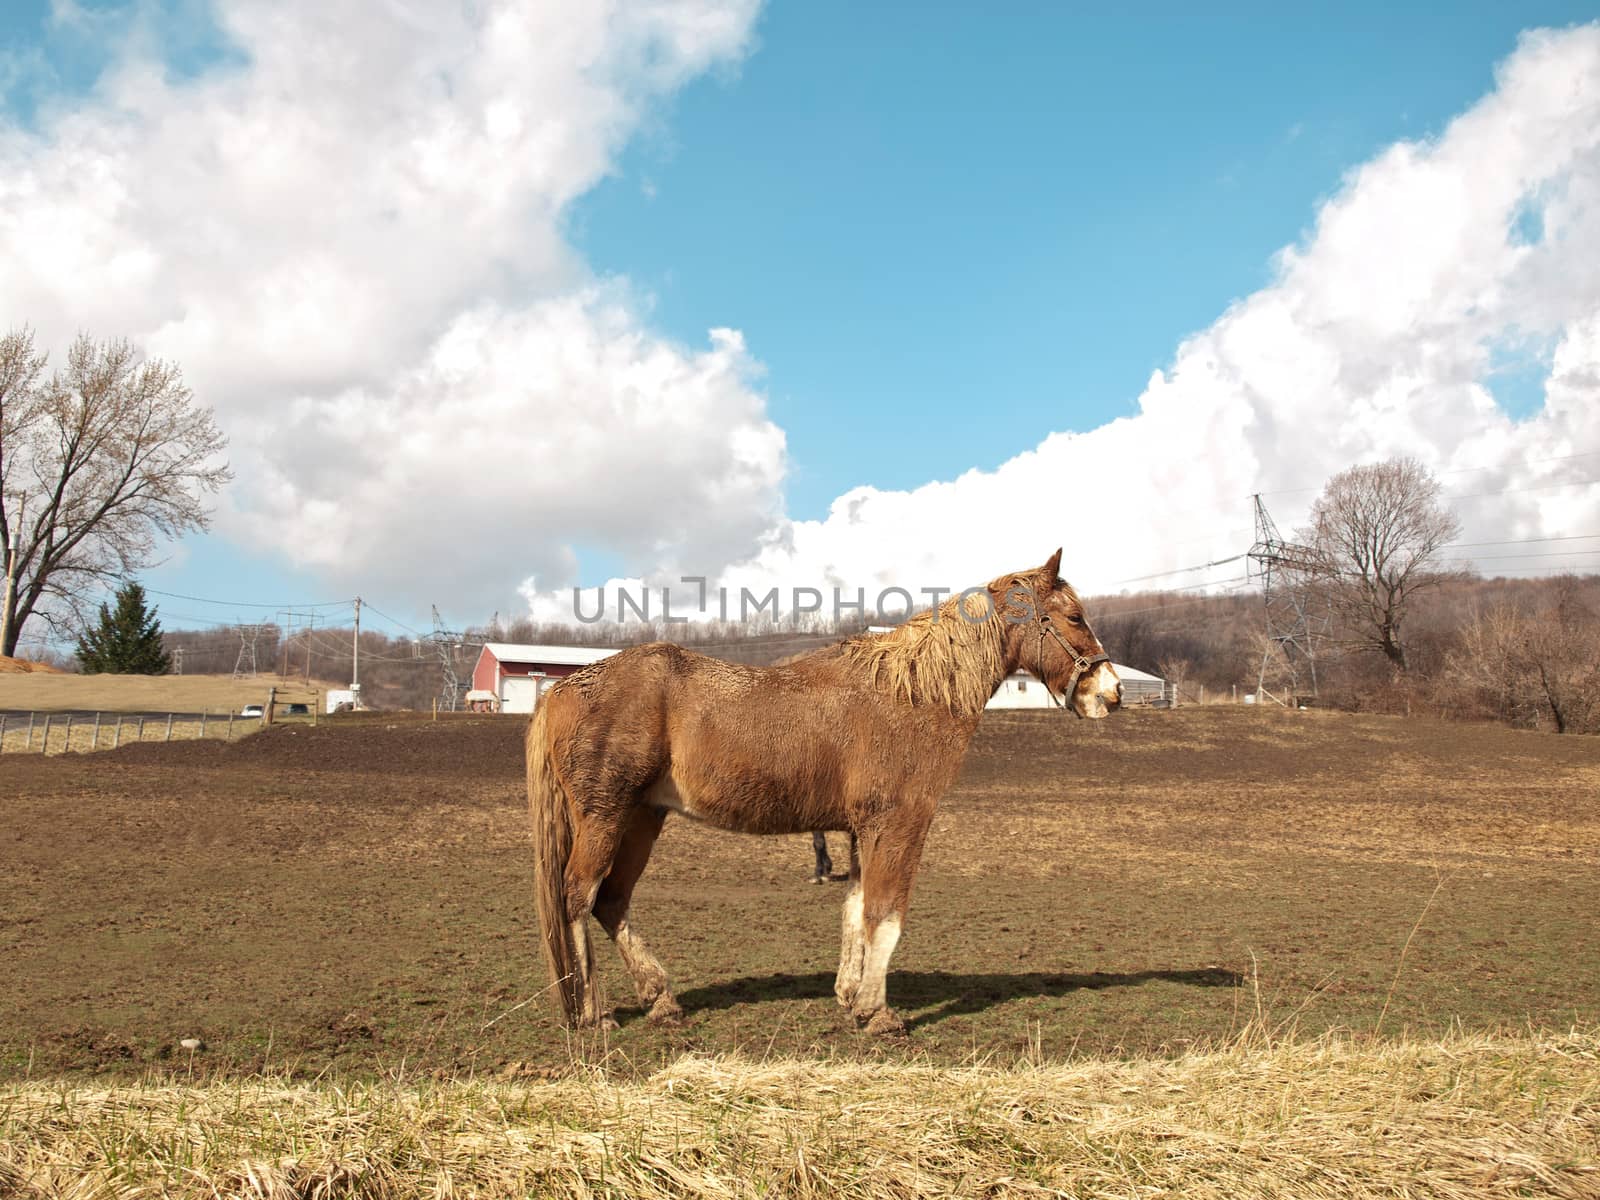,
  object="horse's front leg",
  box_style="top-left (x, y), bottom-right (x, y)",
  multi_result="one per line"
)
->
top-left (811, 831), bottom-right (834, 883)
